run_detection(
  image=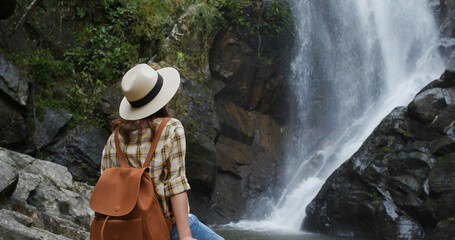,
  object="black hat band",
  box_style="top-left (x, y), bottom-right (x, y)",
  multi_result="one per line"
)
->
top-left (128, 73), bottom-right (163, 108)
